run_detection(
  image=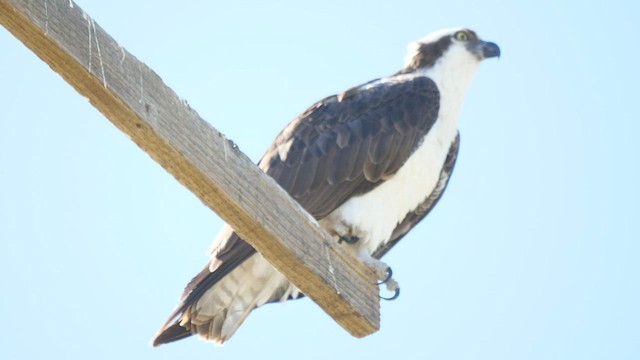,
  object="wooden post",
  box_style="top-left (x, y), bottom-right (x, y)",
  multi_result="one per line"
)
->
top-left (0, 0), bottom-right (379, 337)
